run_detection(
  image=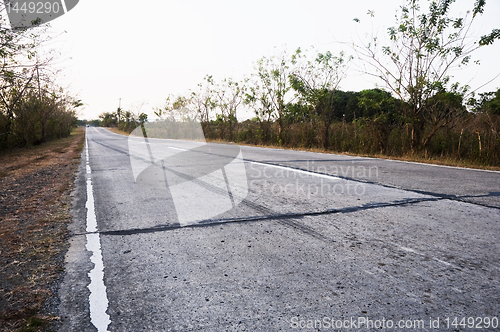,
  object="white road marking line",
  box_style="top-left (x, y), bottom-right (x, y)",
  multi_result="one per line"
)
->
top-left (166, 145), bottom-right (340, 180)
top-left (398, 246), bottom-right (461, 269)
top-left (434, 258), bottom-right (457, 268)
top-left (85, 133), bottom-right (111, 332)
top-left (399, 246), bottom-right (417, 254)
top-left (86, 234), bottom-right (110, 332)
top-left (371, 156), bottom-right (500, 173)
